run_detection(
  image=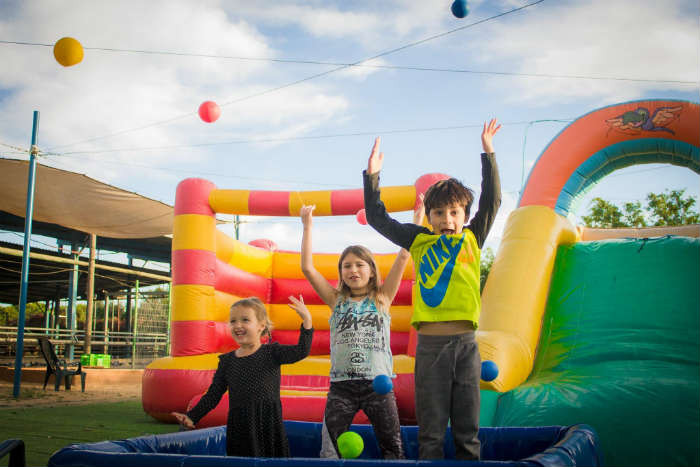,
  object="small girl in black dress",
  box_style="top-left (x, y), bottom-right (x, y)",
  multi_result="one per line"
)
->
top-left (172, 296), bottom-right (313, 457)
